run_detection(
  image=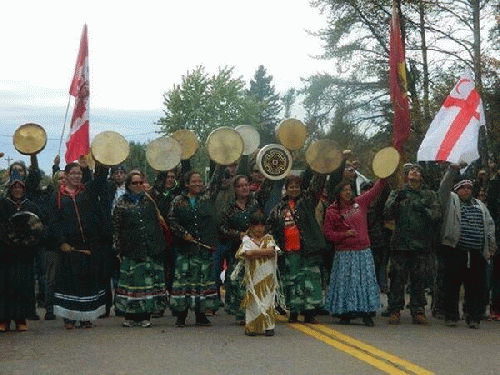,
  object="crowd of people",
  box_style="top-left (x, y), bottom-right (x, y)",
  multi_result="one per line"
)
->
top-left (0, 149), bottom-right (498, 336)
